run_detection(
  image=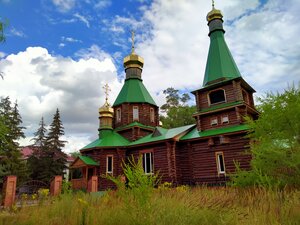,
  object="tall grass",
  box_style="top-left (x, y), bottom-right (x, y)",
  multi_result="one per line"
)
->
top-left (0, 187), bottom-right (299, 225)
